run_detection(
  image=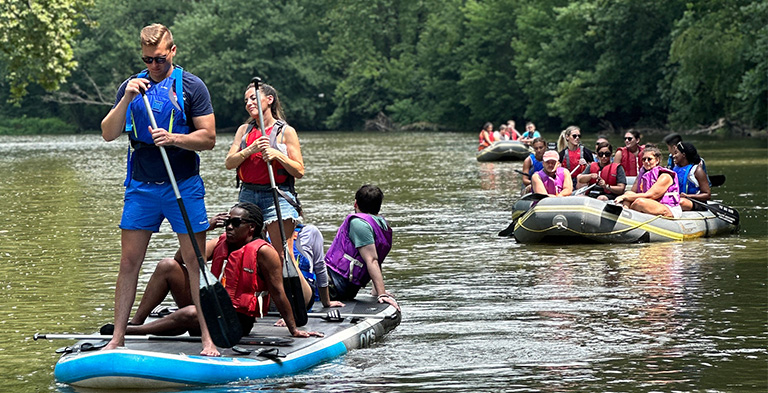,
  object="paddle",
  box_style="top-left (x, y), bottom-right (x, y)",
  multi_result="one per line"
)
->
top-left (686, 198), bottom-right (740, 226)
top-left (709, 174), bottom-right (726, 187)
top-left (498, 193), bottom-right (549, 236)
top-left (34, 333), bottom-right (293, 346)
top-left (603, 200), bottom-right (624, 216)
top-left (573, 183), bottom-right (597, 196)
top-left (266, 310), bottom-right (397, 320)
top-left (140, 92), bottom-right (242, 348)
top-left (514, 169), bottom-right (531, 177)
top-left (251, 77), bottom-right (308, 327)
